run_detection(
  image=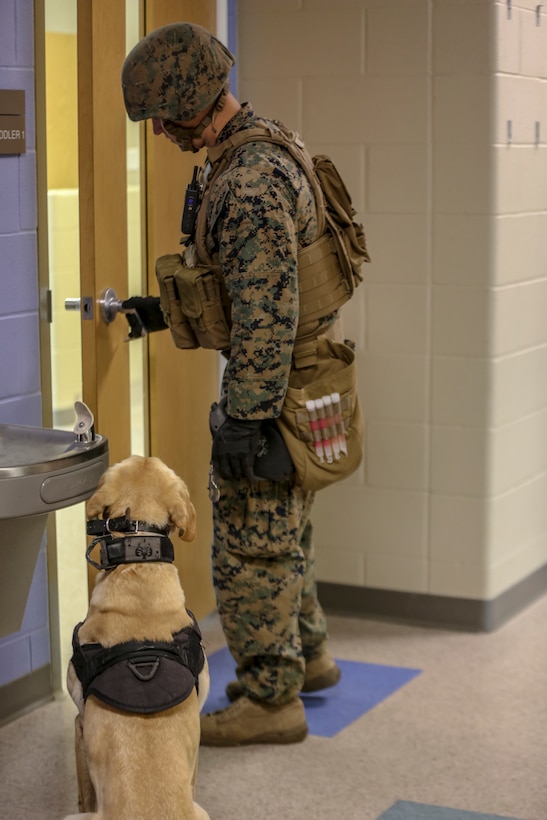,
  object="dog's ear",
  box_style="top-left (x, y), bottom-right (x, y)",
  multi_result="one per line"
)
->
top-left (86, 473), bottom-right (109, 519)
top-left (168, 478), bottom-right (197, 542)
